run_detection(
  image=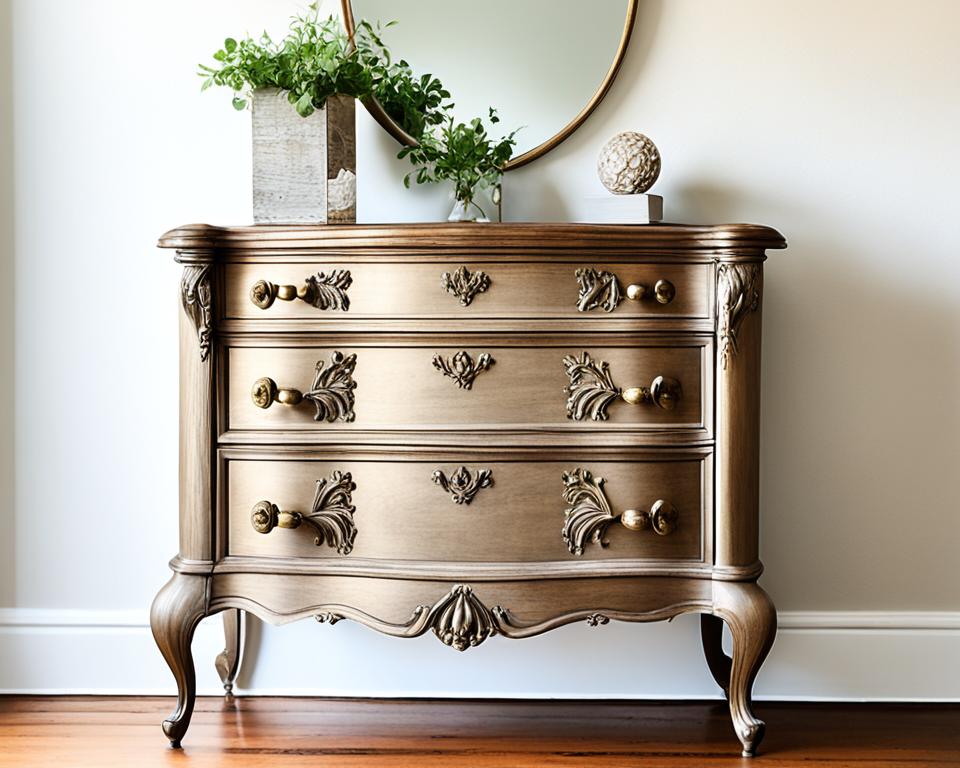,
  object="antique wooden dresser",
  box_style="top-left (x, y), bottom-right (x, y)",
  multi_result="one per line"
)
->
top-left (152, 222), bottom-right (786, 756)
